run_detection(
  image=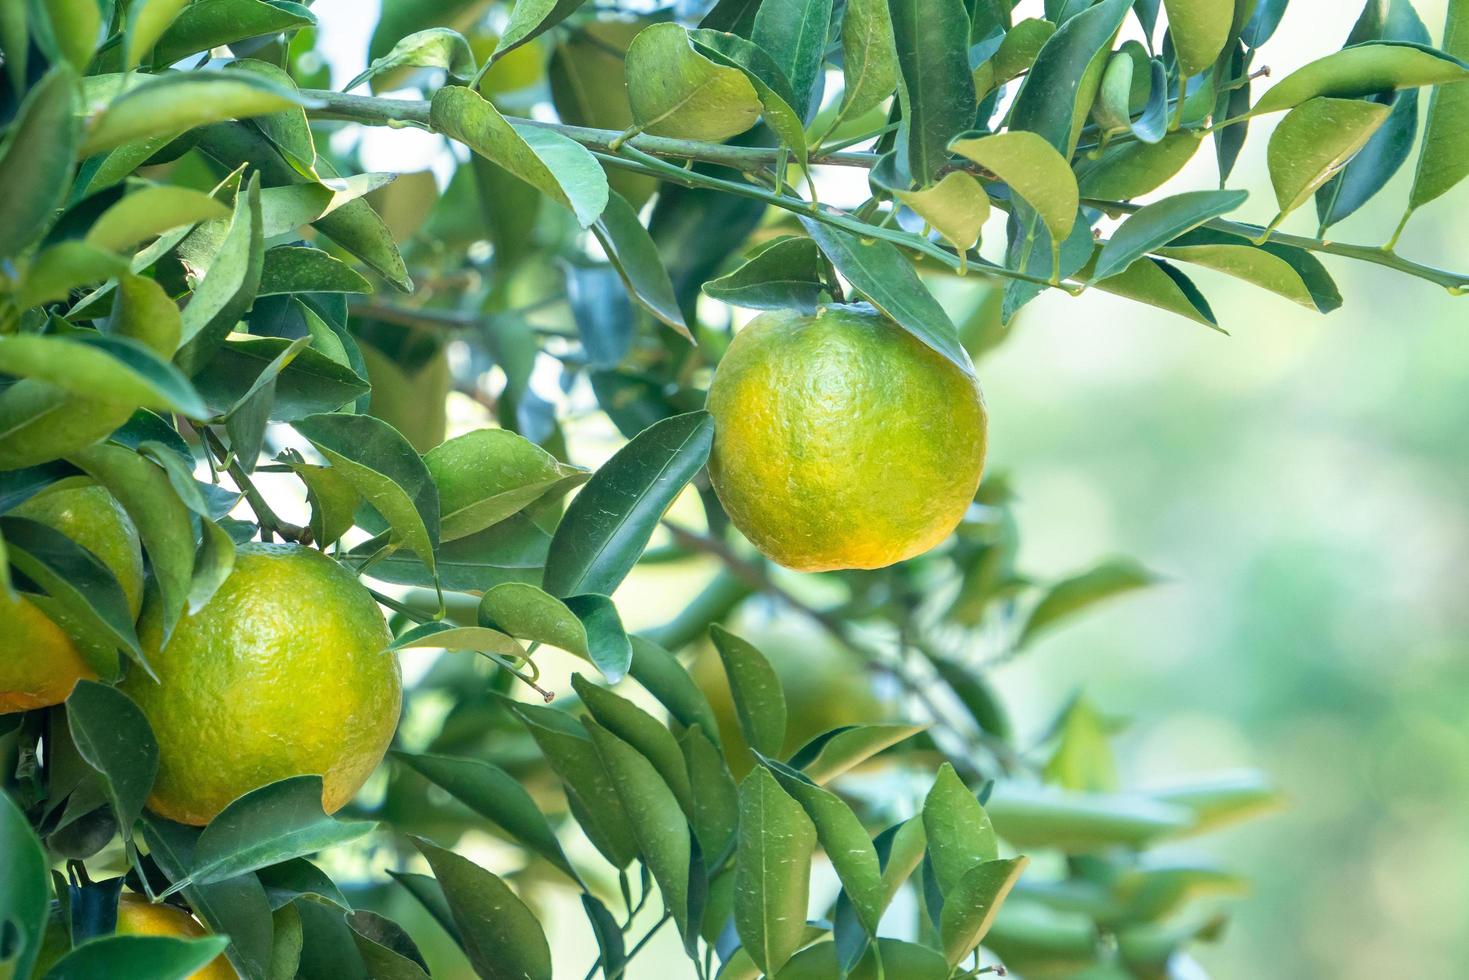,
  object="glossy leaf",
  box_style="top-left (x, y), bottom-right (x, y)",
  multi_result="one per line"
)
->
top-left (624, 23), bottom-right (763, 141)
top-left (347, 909), bottom-right (431, 980)
top-left (153, 0), bottom-right (315, 65)
top-left (1078, 130), bottom-right (1204, 200)
top-left (293, 413), bottom-right (440, 573)
top-left (0, 792), bottom-right (50, 980)
top-left (494, 0), bottom-right (589, 59)
top-left (838, 0), bottom-right (899, 121)
top-left (564, 593), bottom-right (634, 682)
top-left (43, 935), bottom-right (231, 980)
top-left (735, 766), bottom-right (817, 976)
top-left (797, 219), bottom-right (973, 378)
top-left (951, 131), bottom-right (1078, 243)
top-left (581, 895), bottom-right (627, 979)
top-left (683, 725), bottom-right (740, 862)
top-left (1267, 97), bottom-right (1390, 222)
top-left (751, 0), bottom-right (833, 122)
top-left (348, 27), bottom-right (475, 90)
top-left (393, 752), bottom-right (578, 882)
top-left (1090, 189), bottom-right (1248, 282)
top-left (413, 837), bottom-right (553, 980)
top-left (65, 681), bottom-right (157, 846)
top-left (1156, 228), bottom-right (1342, 312)
top-left (573, 674), bottom-right (694, 812)
top-left (592, 191), bottom-right (692, 340)
top-left (194, 337), bottom-right (370, 421)
top-left (984, 783), bottom-right (1194, 850)
top-left (1011, 0), bottom-right (1131, 153)
top-left (710, 625), bottom-right (787, 757)
top-left (923, 763), bottom-right (999, 896)
top-left (1254, 40), bottom-right (1469, 114)
top-left (938, 856), bottom-right (1029, 965)
top-left (895, 172), bottom-right (991, 252)
top-left (424, 428), bottom-right (587, 542)
top-left (124, 0), bottom-right (190, 68)
top-left (81, 73), bottom-right (308, 157)
top-left (258, 246), bottom-right (371, 295)
top-left (1163, 0), bottom-right (1232, 76)
top-left (789, 723), bottom-right (927, 785)
top-left (585, 720), bottom-right (696, 945)
top-left (1408, 0), bottom-right (1469, 211)
top-left (688, 29), bottom-right (810, 168)
top-left (0, 333), bottom-right (205, 419)
top-left (889, 0), bottom-right (976, 183)
top-left (176, 172), bottom-right (264, 375)
top-left (543, 410), bottom-right (714, 597)
top-left (478, 582), bottom-right (592, 656)
top-left (225, 59), bottom-right (317, 177)
top-left (702, 236), bottom-right (827, 312)
top-left (629, 635), bottom-right (722, 738)
top-left (163, 776), bottom-right (375, 894)
top-left (357, 516), bottom-right (548, 593)
top-left (430, 85), bottom-right (609, 228)
top-left (1090, 254), bottom-right (1219, 329)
